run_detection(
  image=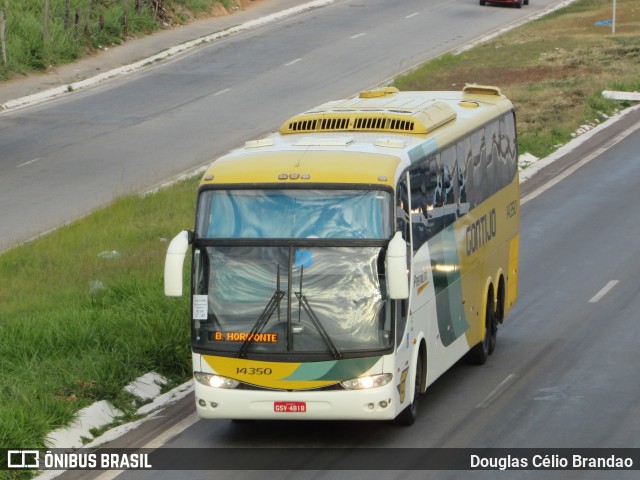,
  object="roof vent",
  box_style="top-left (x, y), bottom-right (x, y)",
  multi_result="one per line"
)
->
top-left (462, 84), bottom-right (502, 96)
top-left (359, 87), bottom-right (399, 98)
top-left (280, 101), bottom-right (456, 135)
top-left (459, 101), bottom-right (480, 109)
